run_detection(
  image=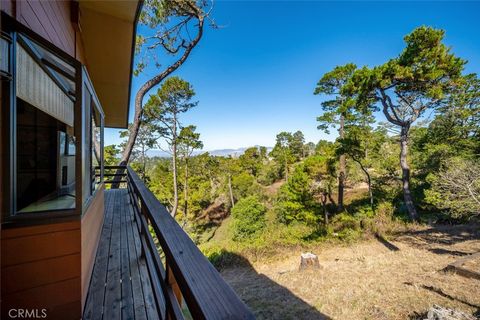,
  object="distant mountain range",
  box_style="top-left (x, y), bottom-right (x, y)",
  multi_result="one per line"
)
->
top-left (148, 146), bottom-right (273, 158)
